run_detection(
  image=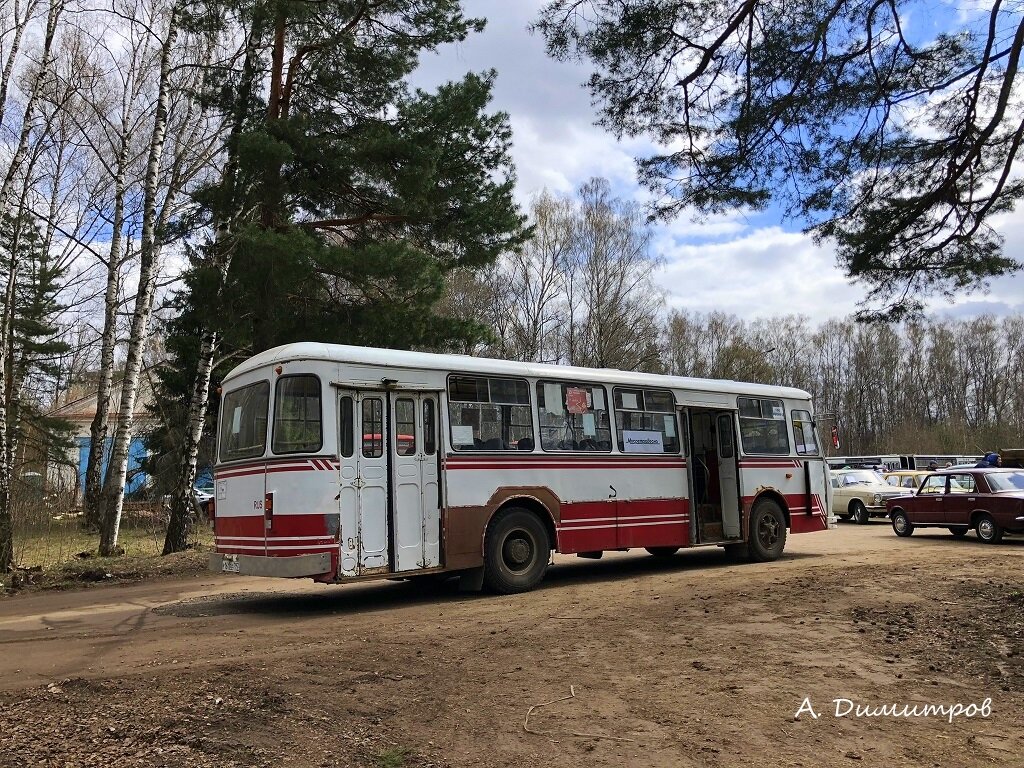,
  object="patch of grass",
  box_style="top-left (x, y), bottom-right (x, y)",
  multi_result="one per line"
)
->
top-left (374, 747), bottom-right (411, 768)
top-left (3, 514), bottom-right (213, 594)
